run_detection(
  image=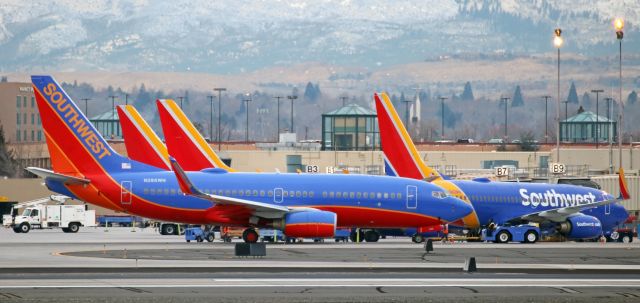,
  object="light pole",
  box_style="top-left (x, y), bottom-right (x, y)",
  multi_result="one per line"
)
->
top-left (208, 95), bottom-right (214, 142)
top-left (554, 28), bottom-right (563, 161)
top-left (108, 95), bottom-right (117, 138)
top-left (591, 89), bottom-right (604, 148)
top-left (243, 93), bottom-right (252, 143)
top-left (542, 96), bottom-right (551, 143)
top-left (273, 96), bottom-right (283, 141)
top-left (439, 97), bottom-right (447, 140)
top-left (606, 97), bottom-right (614, 173)
top-left (615, 17), bottom-right (624, 170)
top-left (81, 98), bottom-right (91, 117)
top-left (562, 100), bottom-right (569, 141)
top-left (501, 97), bottom-right (510, 141)
top-left (214, 88), bottom-right (226, 150)
top-left (287, 95), bottom-right (297, 133)
top-left (125, 93), bottom-right (129, 106)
